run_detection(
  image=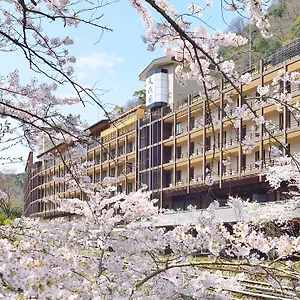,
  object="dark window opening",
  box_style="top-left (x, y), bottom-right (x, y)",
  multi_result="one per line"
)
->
top-left (190, 116), bottom-right (195, 129)
top-left (176, 146), bottom-right (182, 159)
top-left (190, 167), bottom-right (194, 180)
top-left (279, 112), bottom-right (284, 130)
top-left (241, 154), bottom-right (246, 171)
top-left (286, 81), bottom-right (291, 93)
top-left (205, 136), bottom-right (211, 151)
top-left (241, 125), bottom-right (247, 139)
top-left (190, 142), bottom-right (195, 155)
top-left (287, 111), bottom-right (291, 128)
top-left (176, 170), bottom-right (182, 183)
